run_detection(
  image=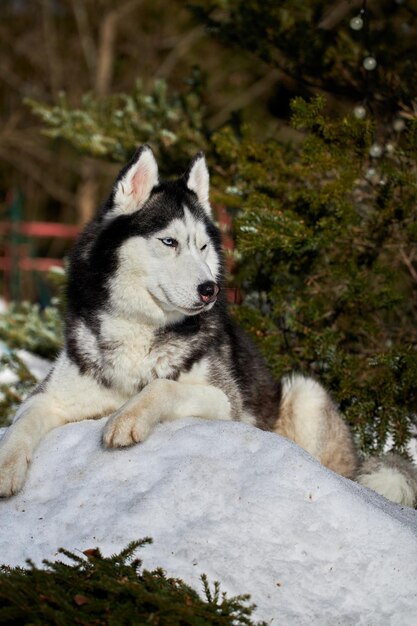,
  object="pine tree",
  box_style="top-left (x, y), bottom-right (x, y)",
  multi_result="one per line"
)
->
top-left (212, 96), bottom-right (417, 454)
top-left (0, 539), bottom-right (264, 625)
